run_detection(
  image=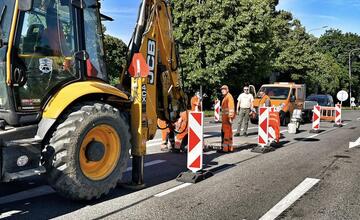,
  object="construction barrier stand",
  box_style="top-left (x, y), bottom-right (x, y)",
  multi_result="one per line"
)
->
top-left (214, 99), bottom-right (220, 122)
top-left (311, 105), bottom-right (321, 133)
top-left (187, 111), bottom-right (203, 173)
top-left (258, 107), bottom-right (269, 147)
top-left (334, 104), bottom-right (342, 127)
